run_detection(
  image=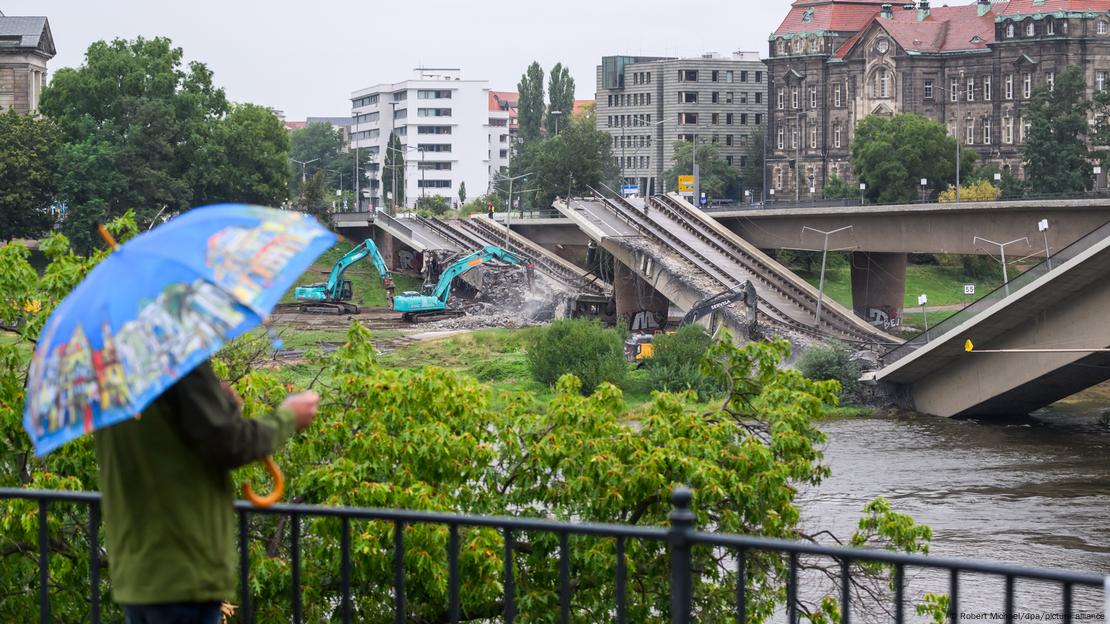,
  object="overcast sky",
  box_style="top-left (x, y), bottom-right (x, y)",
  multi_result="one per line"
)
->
top-left (9, 1), bottom-right (787, 119)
